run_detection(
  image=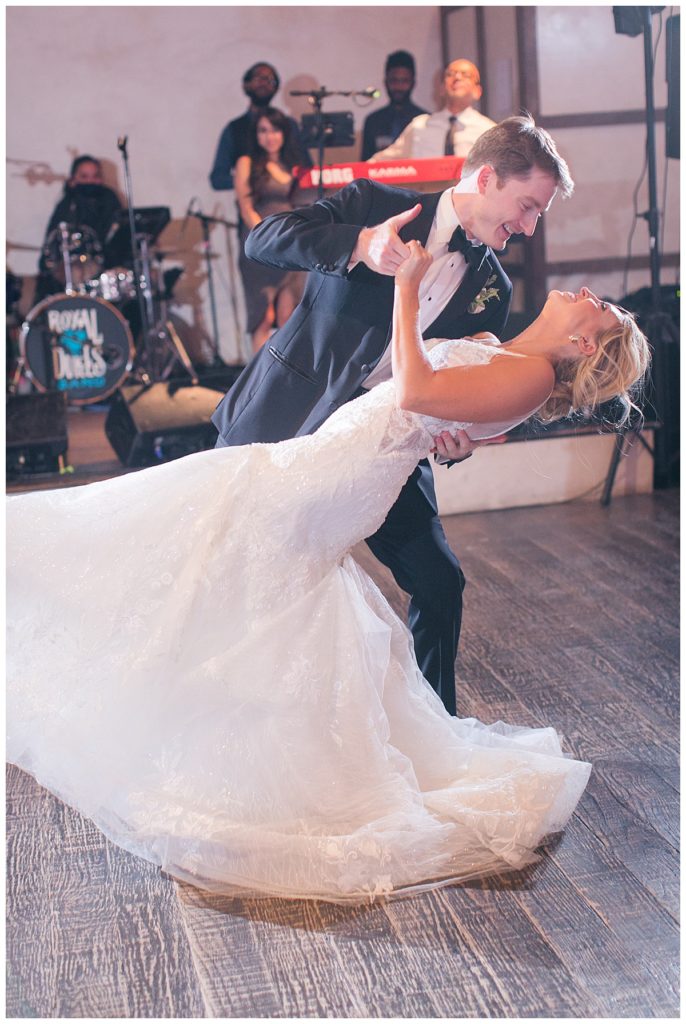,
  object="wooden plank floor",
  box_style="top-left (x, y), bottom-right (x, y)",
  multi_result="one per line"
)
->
top-left (6, 417), bottom-right (680, 1017)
